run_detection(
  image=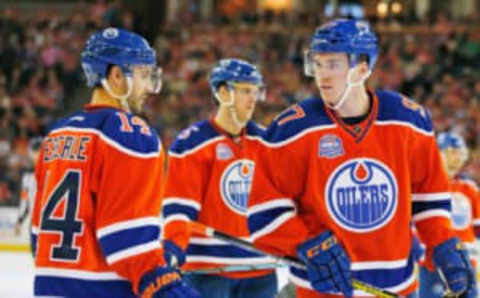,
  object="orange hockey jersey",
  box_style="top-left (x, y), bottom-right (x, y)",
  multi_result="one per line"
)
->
top-left (31, 104), bottom-right (165, 298)
top-left (418, 177), bottom-right (480, 267)
top-left (247, 90), bottom-right (455, 297)
top-left (449, 178), bottom-right (480, 252)
top-left (162, 119), bottom-right (274, 278)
